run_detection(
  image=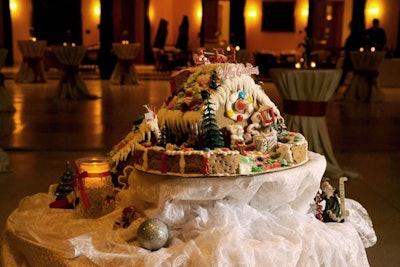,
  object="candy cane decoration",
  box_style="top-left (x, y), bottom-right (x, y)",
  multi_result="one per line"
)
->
top-left (339, 177), bottom-right (350, 217)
